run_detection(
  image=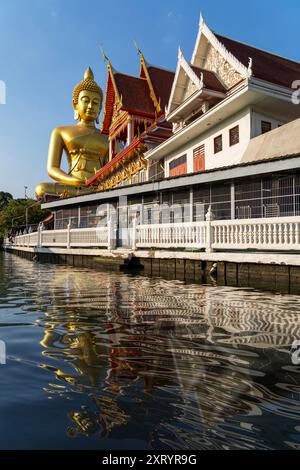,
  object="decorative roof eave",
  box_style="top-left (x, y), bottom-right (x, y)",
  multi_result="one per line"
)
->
top-left (136, 45), bottom-right (161, 114)
top-left (100, 48), bottom-right (121, 102)
top-left (87, 138), bottom-right (143, 185)
top-left (192, 14), bottom-right (252, 79)
top-left (166, 47), bottom-right (204, 117)
top-left (166, 87), bottom-right (226, 123)
top-left (100, 50), bottom-right (123, 134)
